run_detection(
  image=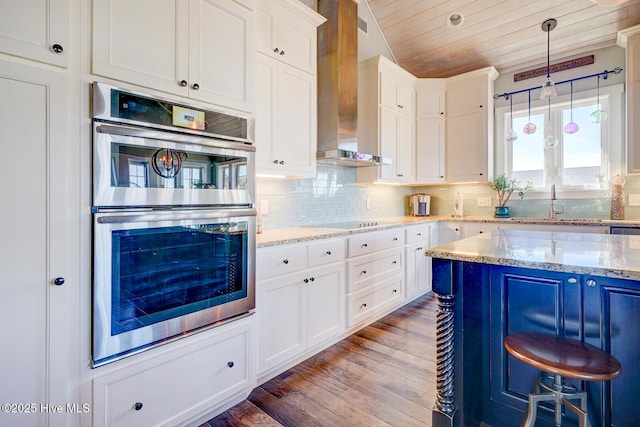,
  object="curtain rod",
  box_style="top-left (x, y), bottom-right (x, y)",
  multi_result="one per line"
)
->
top-left (493, 67), bottom-right (623, 100)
